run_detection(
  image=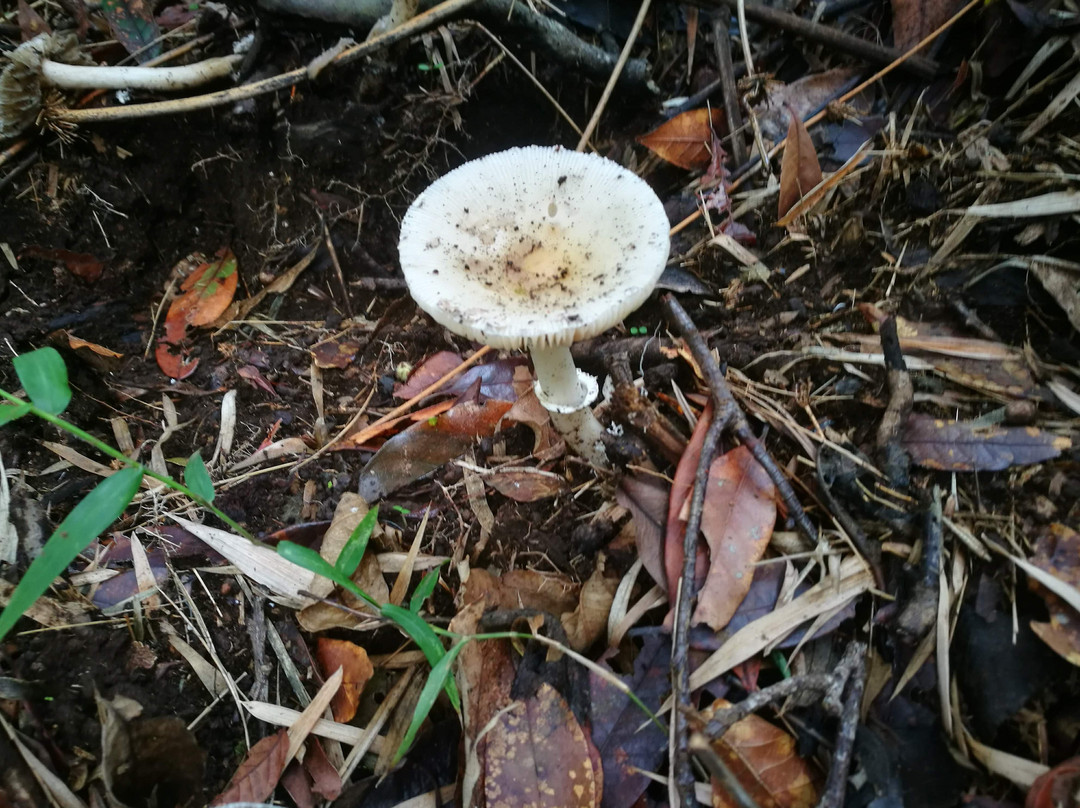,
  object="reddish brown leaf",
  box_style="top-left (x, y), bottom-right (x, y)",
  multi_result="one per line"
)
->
top-left (17, 0), bottom-right (50, 39)
top-left (638, 108), bottom-right (726, 170)
top-left (487, 468), bottom-right (567, 502)
top-left (693, 447), bottom-right (777, 630)
top-left (64, 333), bottom-right (123, 359)
top-left (616, 474), bottom-right (670, 592)
top-left (311, 336), bottom-right (361, 369)
top-left (357, 398), bottom-right (514, 500)
top-left (665, 402), bottom-right (714, 607)
top-left (154, 340), bottom-right (199, 380)
top-left (315, 638), bottom-right (374, 723)
top-left (1027, 757), bottom-right (1080, 808)
top-left (302, 738), bottom-right (343, 800)
top-left (156, 250), bottom-right (239, 378)
top-left (22, 246), bottom-right (104, 282)
top-left (504, 389), bottom-right (565, 462)
top-left (892, 0), bottom-right (964, 51)
top-left (706, 700), bottom-right (821, 808)
top-left (280, 761), bottom-right (316, 808)
top-left (901, 414), bottom-right (1071, 471)
top-left (777, 107), bottom-right (822, 219)
top-left (753, 68), bottom-right (861, 141)
top-left (484, 683), bottom-right (601, 808)
top-left (395, 350), bottom-right (463, 397)
top-left (211, 729), bottom-right (289, 806)
top-left (238, 364), bottom-right (278, 398)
